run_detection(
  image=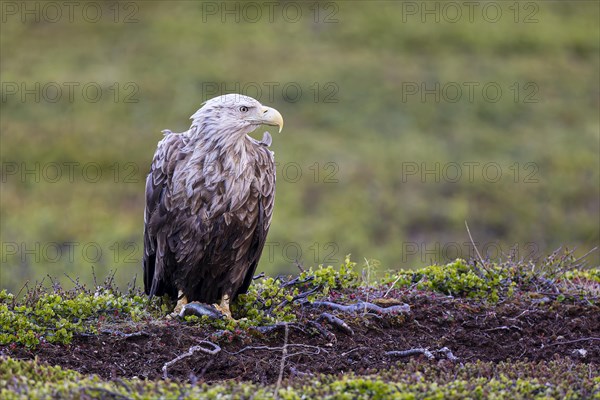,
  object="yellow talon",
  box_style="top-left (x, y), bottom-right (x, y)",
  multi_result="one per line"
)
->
top-left (169, 291), bottom-right (188, 318)
top-left (214, 294), bottom-right (233, 319)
